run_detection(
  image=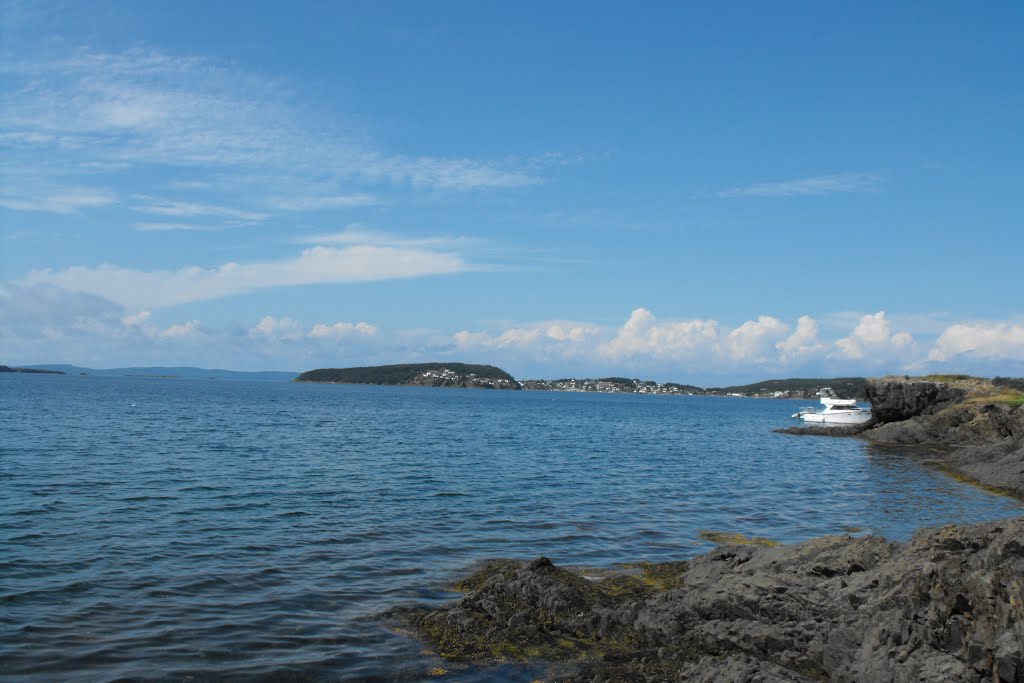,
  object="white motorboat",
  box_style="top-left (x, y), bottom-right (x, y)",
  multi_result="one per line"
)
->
top-left (792, 388), bottom-right (872, 425)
